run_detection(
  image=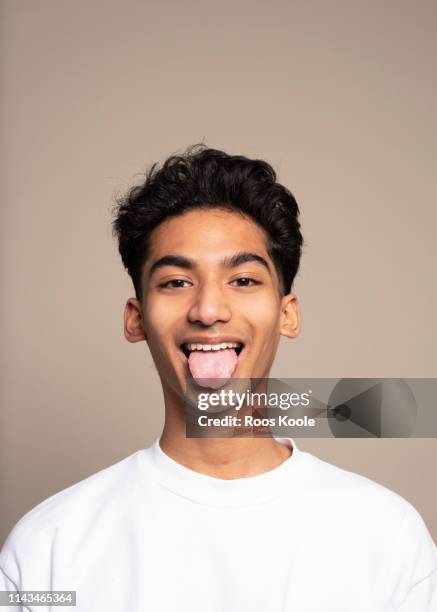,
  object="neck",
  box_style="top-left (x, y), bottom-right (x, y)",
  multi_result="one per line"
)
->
top-left (159, 385), bottom-right (292, 479)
